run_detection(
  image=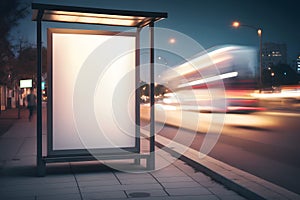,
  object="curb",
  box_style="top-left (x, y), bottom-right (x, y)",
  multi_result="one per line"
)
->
top-left (154, 134), bottom-right (300, 200)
